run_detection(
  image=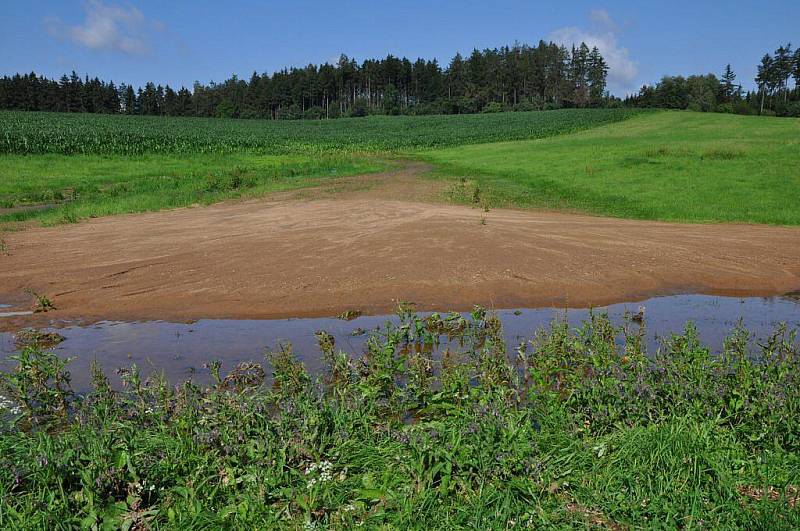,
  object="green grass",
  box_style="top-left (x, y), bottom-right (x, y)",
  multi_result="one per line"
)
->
top-left (424, 111), bottom-right (800, 225)
top-left (0, 108), bottom-right (642, 225)
top-left (0, 153), bottom-right (384, 225)
top-left (1, 109), bottom-right (797, 226)
top-left (1, 309), bottom-right (799, 528)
